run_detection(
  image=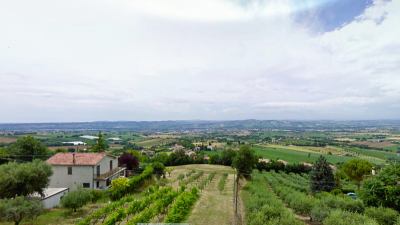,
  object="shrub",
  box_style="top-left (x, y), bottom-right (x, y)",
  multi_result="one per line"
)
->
top-left (109, 177), bottom-right (130, 200)
top-left (365, 207), bottom-right (399, 225)
top-left (152, 162), bottom-right (165, 178)
top-left (323, 210), bottom-right (378, 225)
top-left (61, 189), bottom-right (92, 212)
top-left (177, 174), bottom-right (185, 180)
top-left (311, 203), bottom-right (331, 222)
top-left (109, 165), bottom-right (154, 200)
top-left (361, 164), bottom-right (400, 210)
top-left (316, 192), bottom-right (365, 213)
top-left (89, 189), bottom-right (106, 203)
